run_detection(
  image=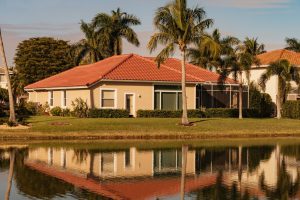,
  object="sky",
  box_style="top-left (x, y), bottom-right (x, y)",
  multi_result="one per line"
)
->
top-left (1, 0), bottom-right (300, 65)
